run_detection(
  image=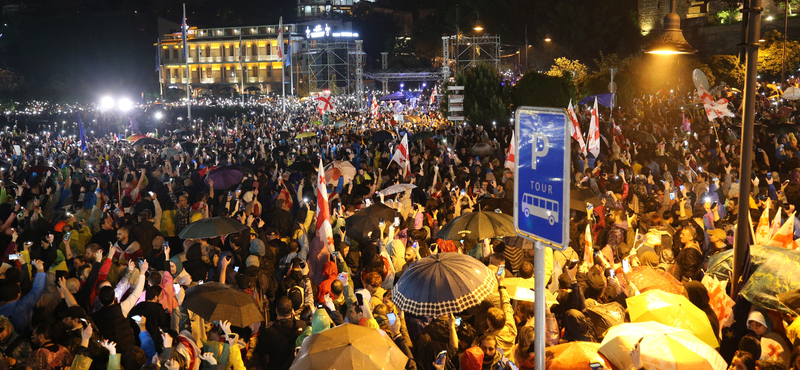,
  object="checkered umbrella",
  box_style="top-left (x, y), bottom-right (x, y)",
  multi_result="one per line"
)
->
top-left (392, 253), bottom-right (497, 317)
